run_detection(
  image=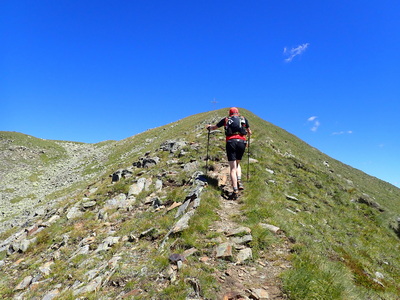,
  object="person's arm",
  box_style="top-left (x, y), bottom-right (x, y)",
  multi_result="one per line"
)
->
top-left (206, 124), bottom-right (218, 131)
top-left (245, 118), bottom-right (252, 136)
top-left (206, 118), bottom-right (225, 131)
